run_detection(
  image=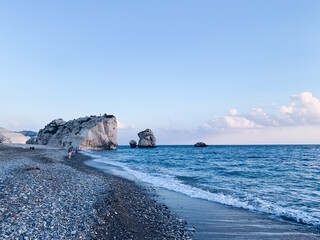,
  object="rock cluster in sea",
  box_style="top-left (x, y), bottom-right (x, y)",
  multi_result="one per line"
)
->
top-left (33, 114), bottom-right (118, 150)
top-left (194, 142), bottom-right (207, 147)
top-left (129, 140), bottom-right (137, 148)
top-left (138, 129), bottom-right (157, 148)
